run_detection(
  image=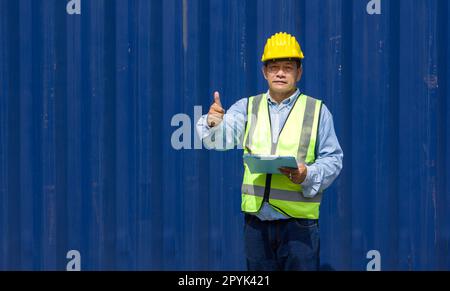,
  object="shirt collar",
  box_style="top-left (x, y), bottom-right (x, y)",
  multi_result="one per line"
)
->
top-left (267, 89), bottom-right (300, 106)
